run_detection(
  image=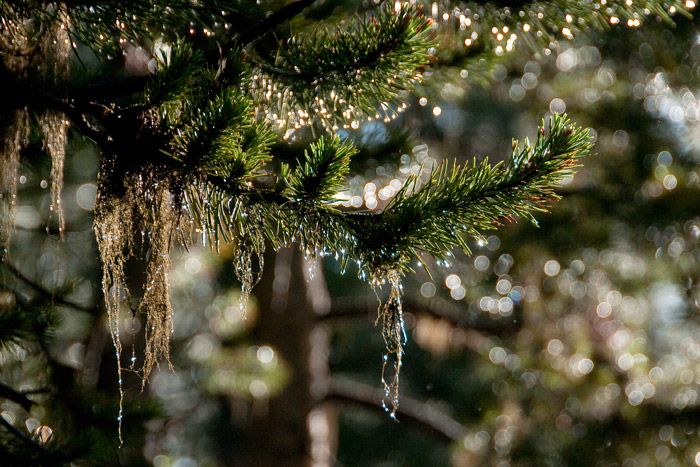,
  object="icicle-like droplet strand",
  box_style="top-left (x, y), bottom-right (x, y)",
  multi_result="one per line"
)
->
top-left (233, 232), bottom-right (265, 319)
top-left (376, 270), bottom-right (406, 418)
